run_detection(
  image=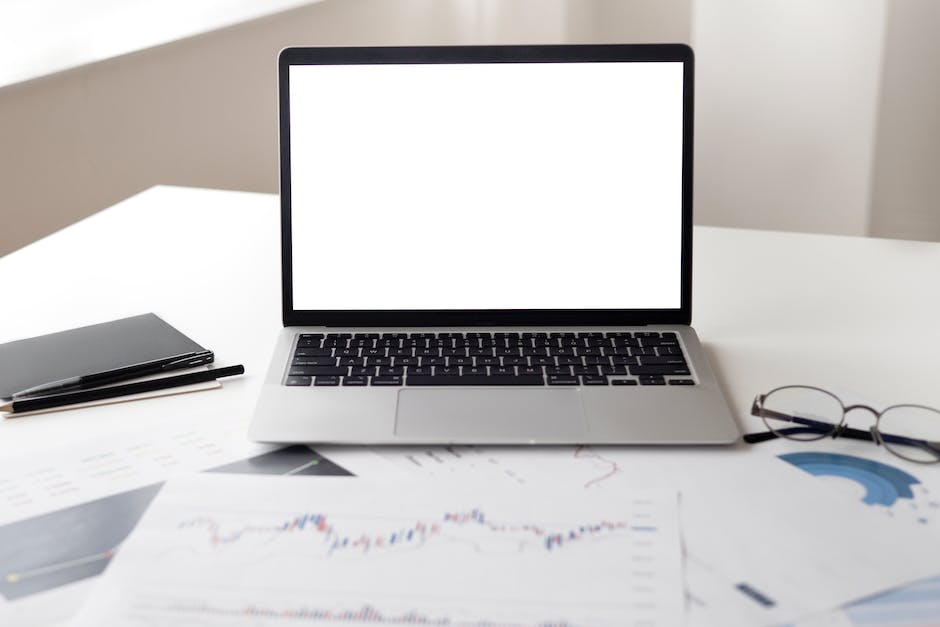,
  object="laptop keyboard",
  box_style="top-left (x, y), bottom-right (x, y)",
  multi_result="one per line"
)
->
top-left (284, 332), bottom-right (694, 387)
